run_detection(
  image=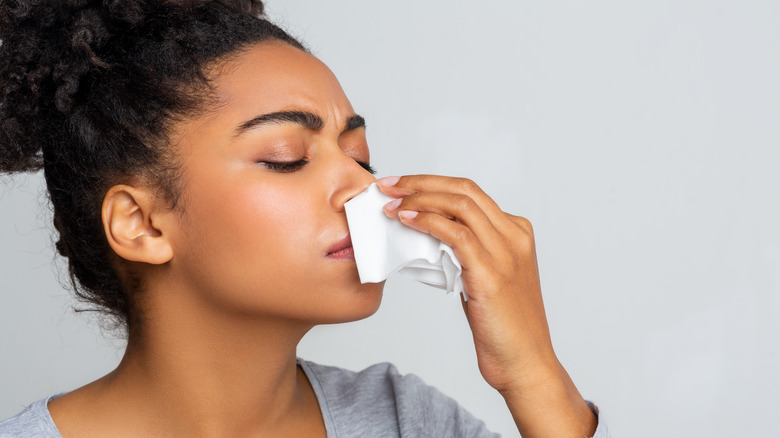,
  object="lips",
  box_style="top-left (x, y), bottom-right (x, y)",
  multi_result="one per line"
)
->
top-left (326, 234), bottom-right (354, 259)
